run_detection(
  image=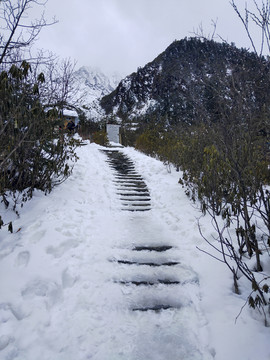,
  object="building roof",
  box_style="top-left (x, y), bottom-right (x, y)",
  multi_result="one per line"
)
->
top-left (63, 109), bottom-right (78, 118)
